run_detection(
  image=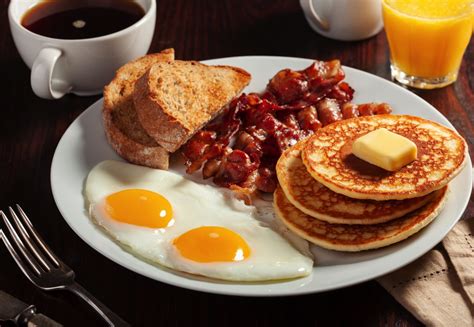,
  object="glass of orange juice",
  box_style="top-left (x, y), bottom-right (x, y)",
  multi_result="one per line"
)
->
top-left (382, 0), bottom-right (473, 89)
